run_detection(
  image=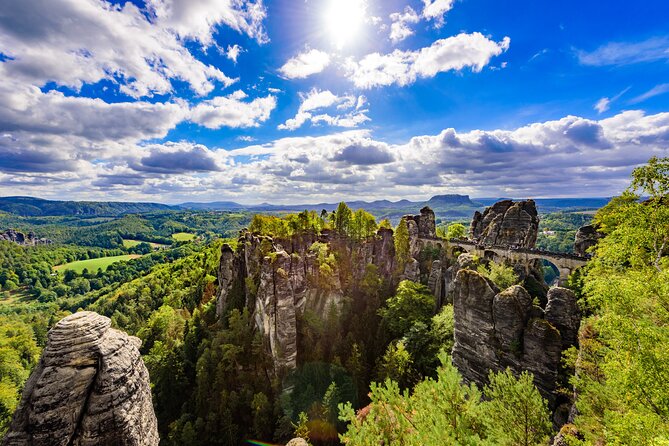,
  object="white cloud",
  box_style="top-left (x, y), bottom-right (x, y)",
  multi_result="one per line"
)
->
top-left (279, 89), bottom-right (369, 131)
top-left (2, 111), bottom-right (669, 203)
top-left (629, 83), bottom-right (669, 104)
top-left (594, 86), bottom-right (631, 114)
top-left (190, 90), bottom-right (277, 129)
top-left (225, 44), bottom-right (243, 63)
top-left (594, 98), bottom-right (611, 114)
top-left (0, 0), bottom-right (254, 98)
top-left (389, 7), bottom-right (420, 43)
top-left (347, 32), bottom-right (510, 88)
top-left (578, 36), bottom-right (669, 66)
top-left (278, 49), bottom-right (331, 79)
top-left (422, 0), bottom-right (455, 26)
top-left (147, 0), bottom-right (268, 45)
